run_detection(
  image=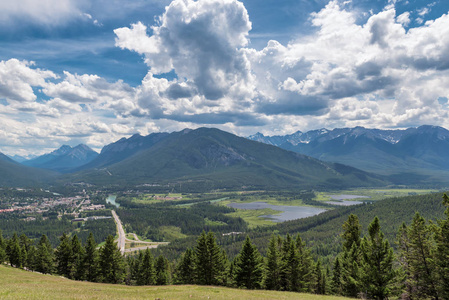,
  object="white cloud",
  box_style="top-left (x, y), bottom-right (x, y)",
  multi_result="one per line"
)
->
top-left (0, 59), bottom-right (57, 102)
top-left (396, 12), bottom-right (411, 26)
